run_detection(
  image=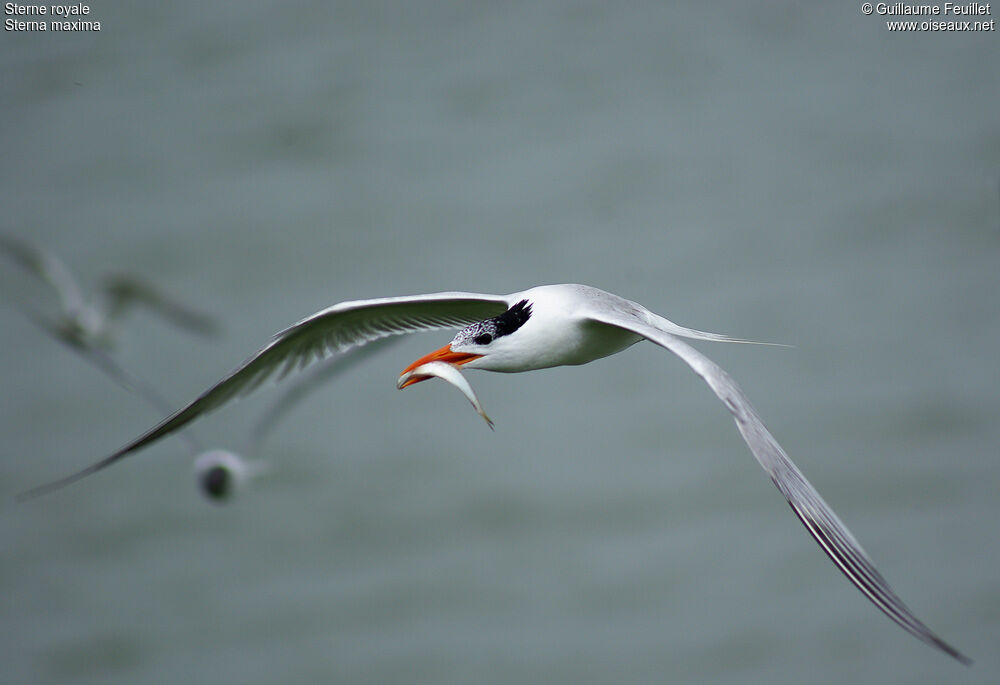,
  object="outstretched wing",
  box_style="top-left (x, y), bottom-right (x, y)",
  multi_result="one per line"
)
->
top-left (0, 233), bottom-right (87, 319)
top-left (586, 309), bottom-right (971, 665)
top-left (19, 292), bottom-right (509, 499)
top-left (248, 336), bottom-right (402, 454)
top-left (21, 310), bottom-right (205, 457)
top-left (101, 274), bottom-right (221, 337)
